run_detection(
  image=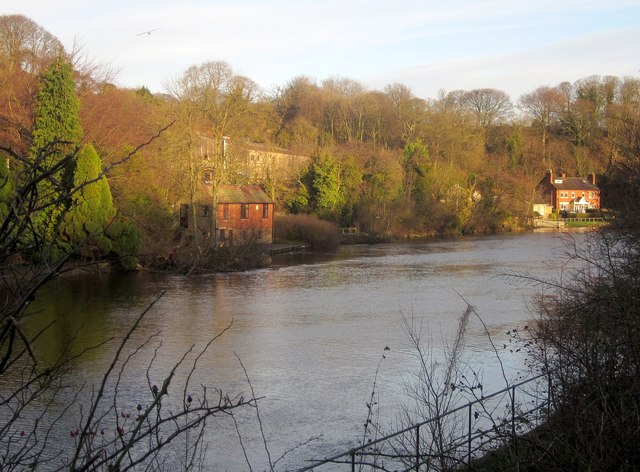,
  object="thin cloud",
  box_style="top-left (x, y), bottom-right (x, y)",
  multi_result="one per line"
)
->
top-left (370, 28), bottom-right (640, 100)
top-left (9, 0), bottom-right (640, 95)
